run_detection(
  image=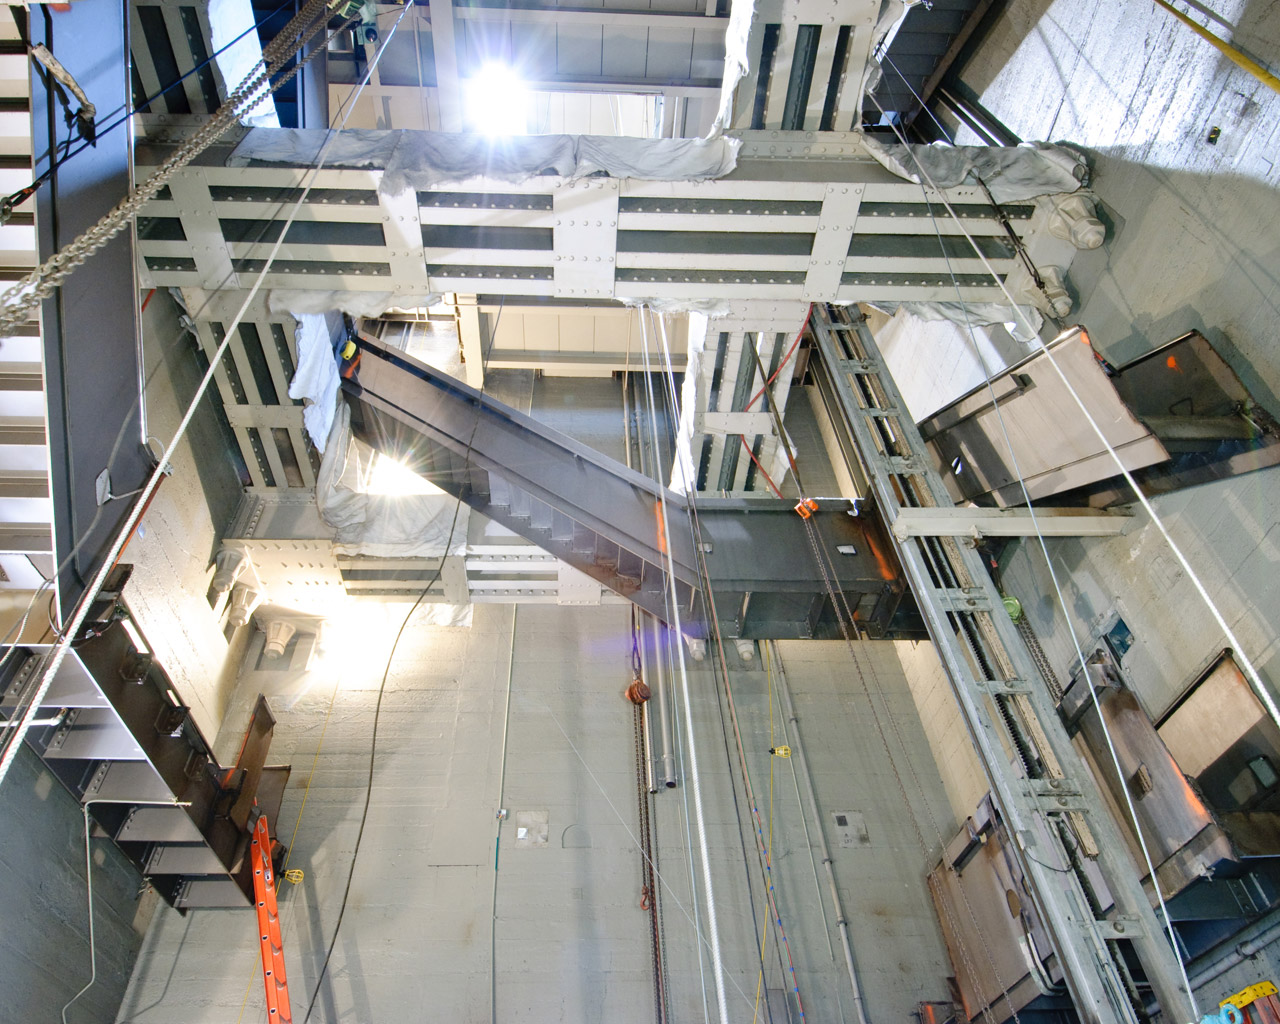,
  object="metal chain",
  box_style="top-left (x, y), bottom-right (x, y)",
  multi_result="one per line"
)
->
top-left (0, 0), bottom-right (337, 335)
top-left (633, 696), bottom-right (665, 1024)
top-left (1016, 616), bottom-right (1065, 703)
